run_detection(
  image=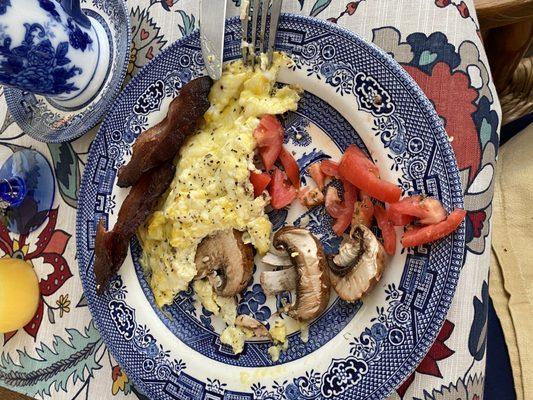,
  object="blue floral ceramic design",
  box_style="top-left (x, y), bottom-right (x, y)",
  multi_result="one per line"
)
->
top-left (0, 0), bottom-right (10, 15)
top-left (3, 0), bottom-right (131, 142)
top-left (67, 18), bottom-right (93, 51)
top-left (0, 23), bottom-right (81, 95)
top-left (77, 15), bottom-right (465, 400)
